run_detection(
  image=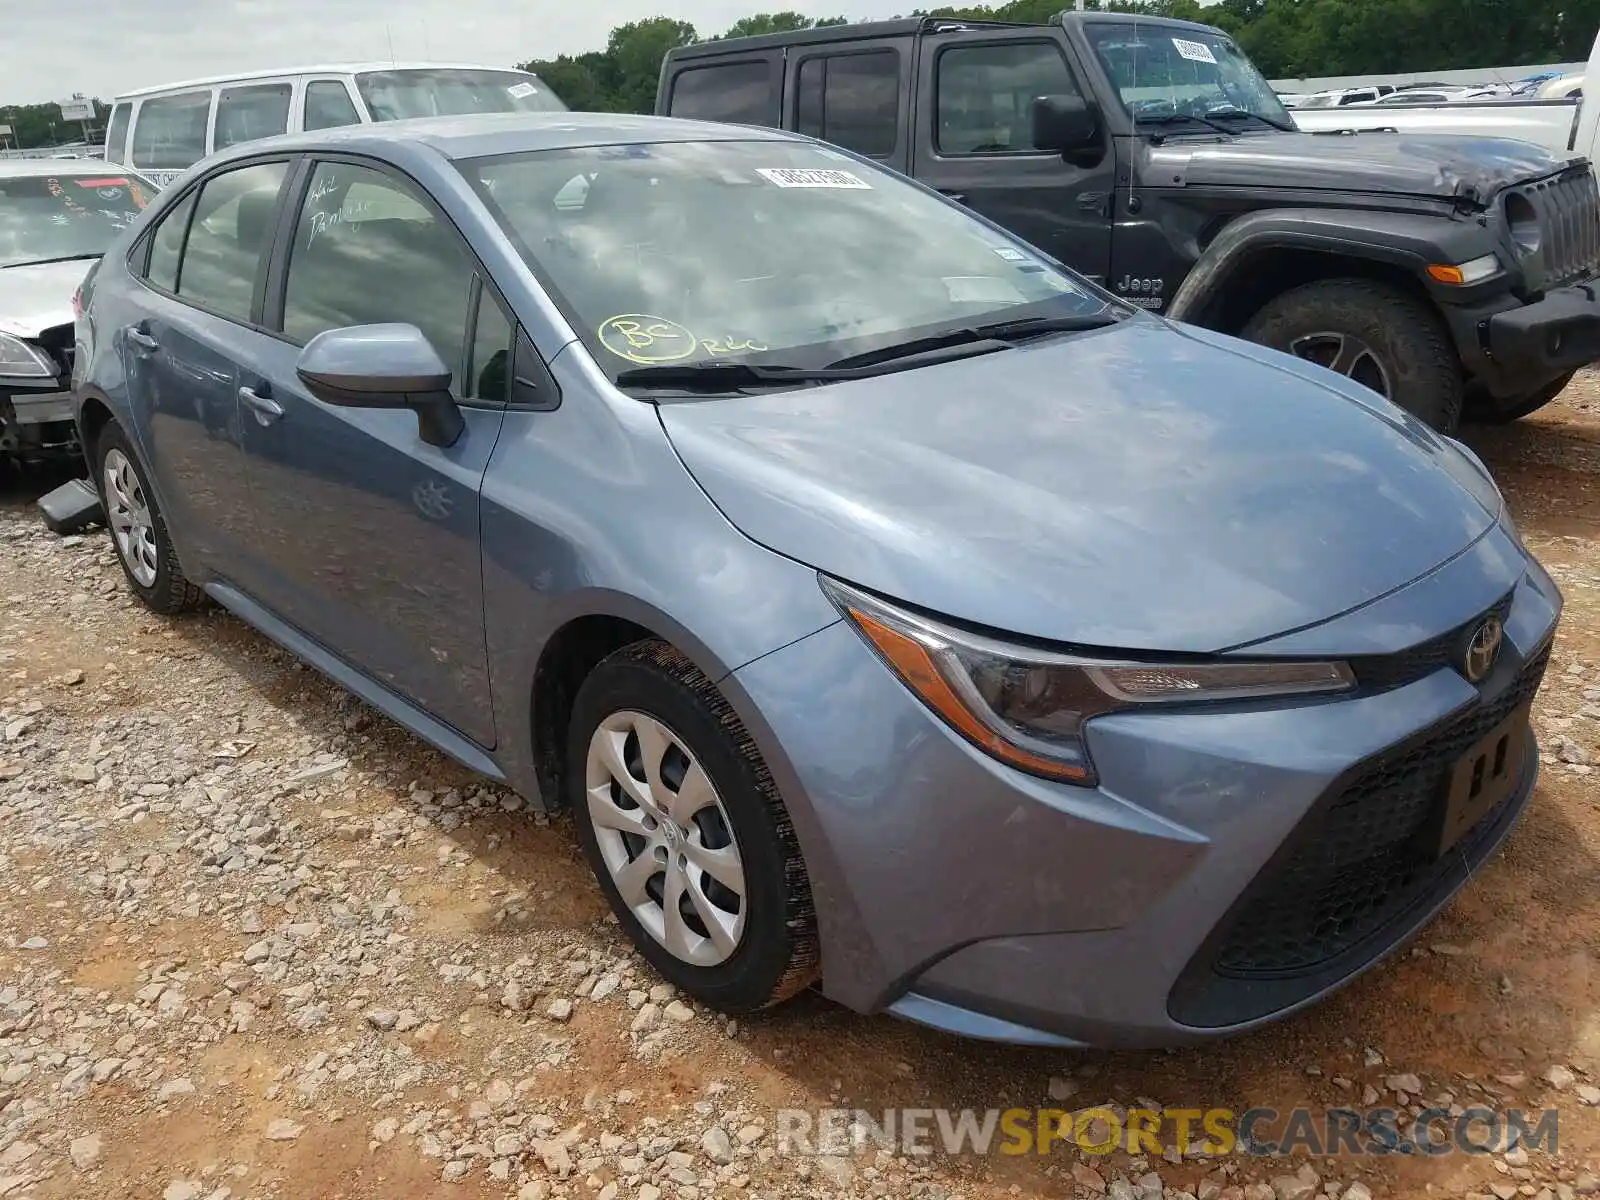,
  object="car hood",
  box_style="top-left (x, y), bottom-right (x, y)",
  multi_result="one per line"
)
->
top-left (657, 319), bottom-right (1500, 654)
top-left (0, 258), bottom-right (94, 340)
top-left (1145, 130), bottom-right (1578, 205)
